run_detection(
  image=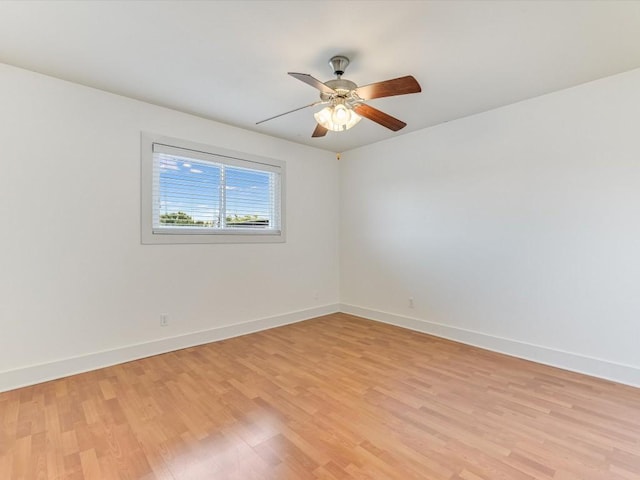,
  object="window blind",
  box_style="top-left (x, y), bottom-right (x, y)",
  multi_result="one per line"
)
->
top-left (152, 143), bottom-right (281, 233)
